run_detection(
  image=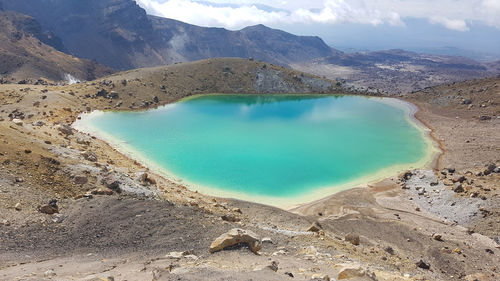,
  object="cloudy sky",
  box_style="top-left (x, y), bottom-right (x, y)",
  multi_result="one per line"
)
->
top-left (136, 0), bottom-right (500, 59)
